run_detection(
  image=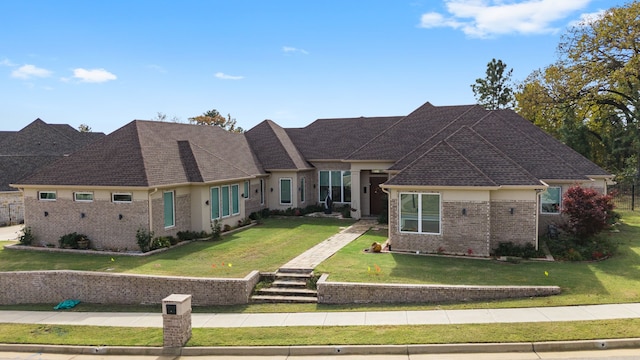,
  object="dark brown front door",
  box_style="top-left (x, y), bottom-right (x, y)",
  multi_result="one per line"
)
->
top-left (370, 177), bottom-right (387, 215)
